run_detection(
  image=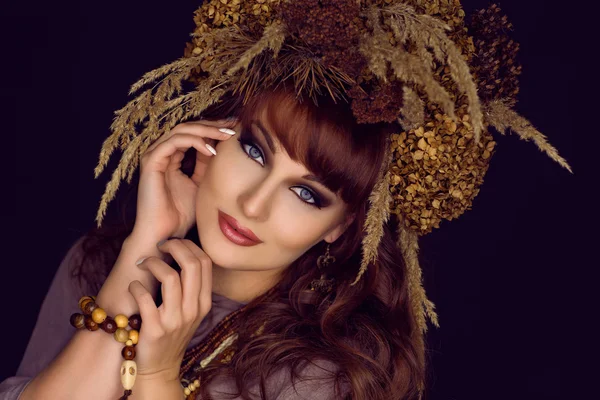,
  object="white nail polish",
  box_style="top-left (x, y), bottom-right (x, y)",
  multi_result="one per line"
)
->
top-left (135, 257), bottom-right (148, 266)
top-left (218, 128), bottom-right (236, 135)
top-left (205, 143), bottom-right (217, 155)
